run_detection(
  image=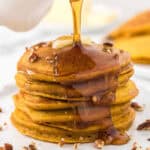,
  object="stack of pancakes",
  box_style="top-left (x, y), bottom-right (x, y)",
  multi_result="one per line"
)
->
top-left (108, 10), bottom-right (150, 63)
top-left (11, 37), bottom-right (138, 145)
